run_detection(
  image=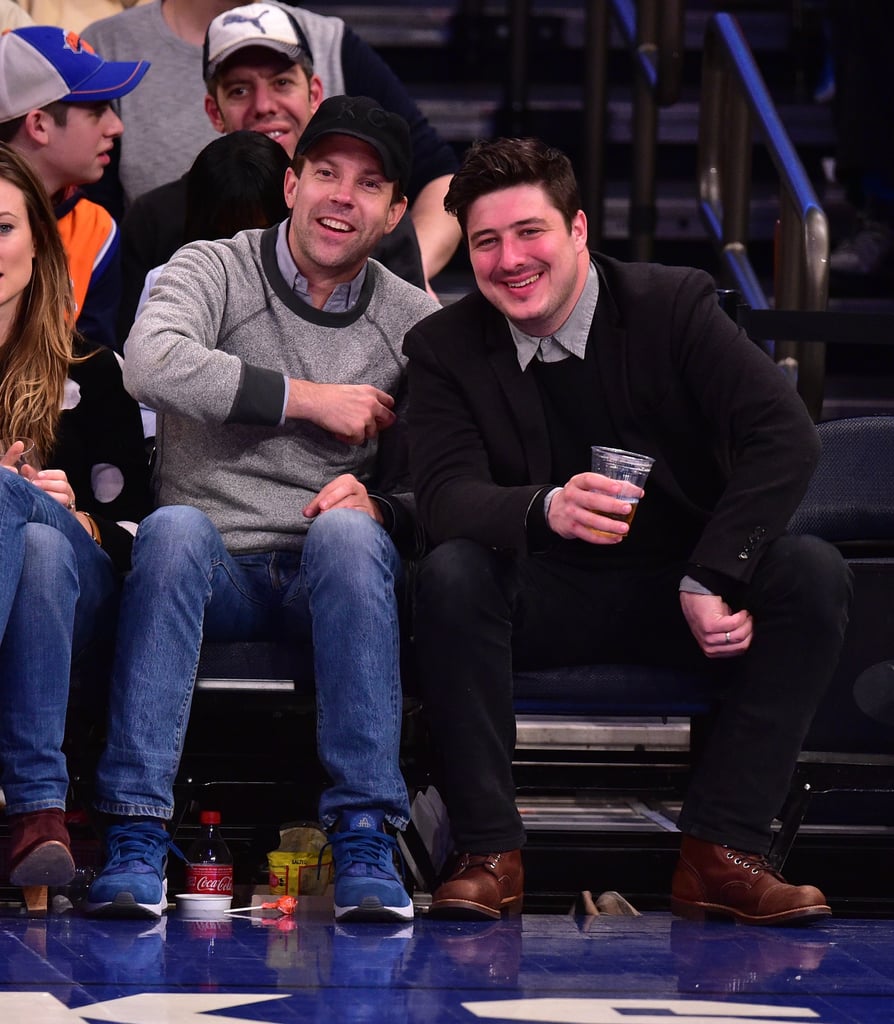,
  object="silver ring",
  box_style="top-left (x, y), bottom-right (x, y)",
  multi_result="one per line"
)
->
top-left (725, 631), bottom-right (732, 644)
top-left (67, 498), bottom-right (75, 510)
